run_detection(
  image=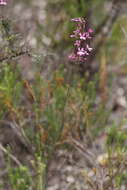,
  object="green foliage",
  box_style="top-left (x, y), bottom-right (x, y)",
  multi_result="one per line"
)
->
top-left (0, 64), bottom-right (22, 101)
top-left (106, 125), bottom-right (127, 150)
top-left (1, 1), bottom-right (127, 189)
top-left (0, 50), bottom-right (108, 189)
top-left (8, 166), bottom-right (32, 190)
